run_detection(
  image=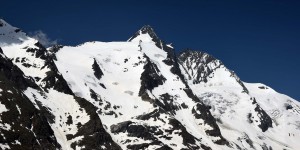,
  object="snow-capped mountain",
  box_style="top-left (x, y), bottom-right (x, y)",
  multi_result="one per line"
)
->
top-left (0, 19), bottom-right (120, 150)
top-left (178, 51), bottom-right (300, 149)
top-left (0, 19), bottom-right (299, 150)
